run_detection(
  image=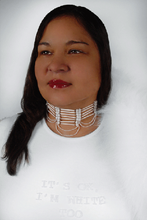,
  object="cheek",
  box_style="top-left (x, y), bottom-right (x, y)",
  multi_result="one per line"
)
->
top-left (34, 60), bottom-right (40, 78)
top-left (89, 60), bottom-right (101, 90)
top-left (74, 62), bottom-right (101, 89)
top-left (34, 59), bottom-right (45, 82)
top-left (73, 72), bottom-right (100, 99)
